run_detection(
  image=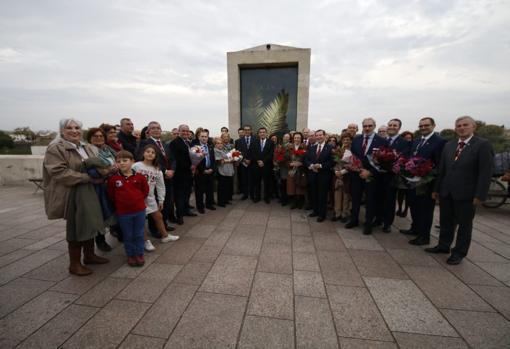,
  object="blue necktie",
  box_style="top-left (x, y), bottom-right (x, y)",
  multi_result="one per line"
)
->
top-left (261, 140), bottom-right (264, 152)
top-left (202, 144), bottom-right (210, 168)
